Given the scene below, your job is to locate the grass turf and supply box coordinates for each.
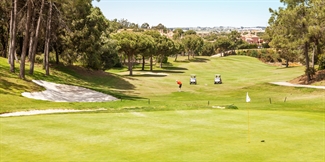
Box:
[0,55,324,161]
[1,110,324,161]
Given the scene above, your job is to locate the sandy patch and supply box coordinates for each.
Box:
[211,54,222,57]
[22,80,118,102]
[212,106,226,109]
[270,82,325,89]
[118,71,169,76]
[139,72,169,76]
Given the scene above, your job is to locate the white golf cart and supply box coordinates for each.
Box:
[214,74,222,84]
[190,74,197,85]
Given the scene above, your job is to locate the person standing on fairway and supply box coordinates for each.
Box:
[176,80,182,92]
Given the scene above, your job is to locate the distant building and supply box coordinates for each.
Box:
[241,31,264,45]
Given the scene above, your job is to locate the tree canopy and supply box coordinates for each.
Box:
[266,0,325,81]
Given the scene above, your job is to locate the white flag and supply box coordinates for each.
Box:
[246,92,251,102]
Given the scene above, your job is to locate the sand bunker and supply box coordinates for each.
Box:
[22,80,118,102]
[0,108,107,117]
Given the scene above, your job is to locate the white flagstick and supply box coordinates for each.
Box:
[246,92,251,143]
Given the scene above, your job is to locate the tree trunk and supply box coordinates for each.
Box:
[44,1,52,75]
[304,42,311,82]
[8,1,12,64]
[311,47,316,68]
[128,54,133,76]
[54,44,59,64]
[159,54,163,68]
[19,0,32,79]
[285,59,289,68]
[150,55,153,71]
[29,0,45,75]
[174,53,178,62]
[9,0,17,73]
[141,55,145,71]
[187,50,190,60]
[27,8,36,61]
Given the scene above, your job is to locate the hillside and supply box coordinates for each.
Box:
[1,56,324,113]
[290,69,325,86]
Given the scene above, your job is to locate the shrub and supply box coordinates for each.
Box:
[317,54,325,70]
[225,104,238,109]
[35,54,43,64]
[158,56,168,63]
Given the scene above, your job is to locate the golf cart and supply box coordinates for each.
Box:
[190,74,197,85]
[214,74,222,84]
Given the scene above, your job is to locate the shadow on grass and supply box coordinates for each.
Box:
[0,60,146,101]
[0,79,29,95]
[276,66,297,69]
[174,60,190,63]
[49,64,145,100]
[190,57,210,62]
[130,74,168,77]
[161,67,188,71]
[131,69,186,75]
[50,64,135,89]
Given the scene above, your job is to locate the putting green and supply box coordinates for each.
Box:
[1,109,323,161]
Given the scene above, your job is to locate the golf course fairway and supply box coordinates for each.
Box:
[0,55,324,161]
[0,110,324,161]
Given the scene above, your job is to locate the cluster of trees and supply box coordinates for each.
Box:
[1,0,120,79]
[265,0,325,81]
[1,0,269,78]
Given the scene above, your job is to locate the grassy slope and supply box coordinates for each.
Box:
[0,56,324,113]
[0,56,324,161]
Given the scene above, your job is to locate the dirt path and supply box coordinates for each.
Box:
[0,108,107,117]
[270,82,325,89]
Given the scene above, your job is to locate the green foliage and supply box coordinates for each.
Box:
[0,0,10,58]
[261,42,270,48]
[172,28,184,40]
[184,30,197,35]
[225,104,238,109]
[157,56,168,63]
[250,50,258,58]
[118,18,131,29]
[215,37,233,53]
[227,31,241,43]
[112,31,154,75]
[151,23,167,33]
[201,41,215,56]
[267,0,325,78]
[305,67,316,77]
[182,35,204,57]
[317,54,325,70]
[58,3,119,70]
[237,42,258,49]
[107,19,122,32]
[236,49,281,63]
[140,22,150,29]
[202,32,218,41]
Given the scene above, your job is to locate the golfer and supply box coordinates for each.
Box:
[176,80,182,91]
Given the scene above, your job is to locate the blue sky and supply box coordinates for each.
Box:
[92,0,284,28]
